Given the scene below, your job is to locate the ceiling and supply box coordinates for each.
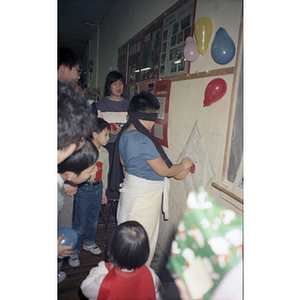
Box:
[58,0,115,56]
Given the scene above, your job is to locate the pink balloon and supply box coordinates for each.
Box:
[203,78,227,107]
[184,37,200,62]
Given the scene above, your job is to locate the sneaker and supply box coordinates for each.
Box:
[69,254,80,267]
[83,243,102,255]
[58,271,66,284]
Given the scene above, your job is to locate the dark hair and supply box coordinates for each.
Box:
[58,47,80,70]
[58,82,97,150]
[57,139,98,175]
[104,71,124,96]
[108,221,149,270]
[94,118,111,134]
[128,91,160,113]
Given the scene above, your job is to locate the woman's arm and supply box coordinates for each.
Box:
[146,156,193,177]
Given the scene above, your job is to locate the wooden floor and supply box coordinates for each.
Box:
[58,200,181,300]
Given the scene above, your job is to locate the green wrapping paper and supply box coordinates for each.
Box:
[167,187,243,300]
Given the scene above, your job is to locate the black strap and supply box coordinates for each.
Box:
[109,111,173,192]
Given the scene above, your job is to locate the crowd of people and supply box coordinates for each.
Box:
[57,45,243,300]
[57,46,192,298]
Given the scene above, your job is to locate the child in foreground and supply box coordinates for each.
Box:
[69,118,110,267]
[80,221,166,300]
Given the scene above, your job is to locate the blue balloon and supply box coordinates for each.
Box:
[211,27,236,64]
[58,227,78,250]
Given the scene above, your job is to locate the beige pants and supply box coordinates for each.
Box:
[131,188,163,265]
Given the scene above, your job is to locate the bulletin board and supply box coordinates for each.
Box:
[139,80,172,148]
[116,0,196,149]
[127,37,142,84]
[159,0,195,78]
[117,0,196,85]
[117,45,127,81]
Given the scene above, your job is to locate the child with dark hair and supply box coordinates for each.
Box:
[80,221,165,300]
[69,119,110,267]
[57,139,98,282]
[110,91,193,265]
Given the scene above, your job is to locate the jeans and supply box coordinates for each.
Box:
[72,181,103,254]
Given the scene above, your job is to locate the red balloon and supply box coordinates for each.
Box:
[190,163,195,174]
[203,78,227,107]
[109,123,117,131]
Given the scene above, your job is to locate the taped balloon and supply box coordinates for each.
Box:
[211,27,236,64]
[203,78,227,107]
[183,37,200,62]
[194,17,213,55]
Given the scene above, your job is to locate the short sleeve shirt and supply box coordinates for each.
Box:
[96,97,130,143]
[119,130,164,181]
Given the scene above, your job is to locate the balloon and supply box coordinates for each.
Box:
[194,17,213,55]
[109,123,117,131]
[58,227,78,250]
[211,27,236,64]
[183,37,200,62]
[174,163,195,180]
[190,163,195,174]
[203,78,227,107]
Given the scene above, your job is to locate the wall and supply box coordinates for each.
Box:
[84,0,243,255]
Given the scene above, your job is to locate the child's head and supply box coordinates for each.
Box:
[128,91,160,113]
[58,83,96,164]
[104,71,124,97]
[92,118,111,148]
[57,139,98,184]
[108,221,149,270]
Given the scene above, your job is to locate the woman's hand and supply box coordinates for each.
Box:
[110,124,121,135]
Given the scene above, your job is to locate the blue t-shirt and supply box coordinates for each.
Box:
[119,130,164,181]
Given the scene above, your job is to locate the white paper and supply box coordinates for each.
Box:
[177,124,214,194]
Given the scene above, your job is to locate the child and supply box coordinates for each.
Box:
[80,221,165,300]
[57,139,99,281]
[57,82,96,282]
[69,118,110,267]
[110,91,193,265]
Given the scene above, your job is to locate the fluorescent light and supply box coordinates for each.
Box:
[141,67,151,71]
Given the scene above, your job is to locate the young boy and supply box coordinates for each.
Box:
[69,118,110,267]
[110,91,193,265]
[57,139,99,281]
[80,221,165,300]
